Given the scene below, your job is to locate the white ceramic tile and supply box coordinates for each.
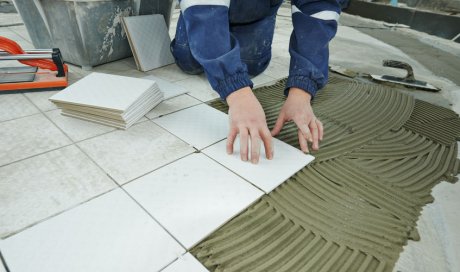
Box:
[0,94,40,122]
[125,153,263,249]
[143,75,188,99]
[78,121,194,184]
[49,72,158,112]
[153,104,229,150]
[0,114,71,166]
[271,55,291,66]
[122,15,175,71]
[161,253,209,272]
[203,138,315,193]
[23,90,59,111]
[146,94,201,119]
[45,110,116,142]
[0,261,5,272]
[0,189,185,272]
[148,64,192,82]
[263,61,290,80]
[175,76,219,102]
[0,145,116,238]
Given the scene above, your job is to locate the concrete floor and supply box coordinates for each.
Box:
[0,5,459,272]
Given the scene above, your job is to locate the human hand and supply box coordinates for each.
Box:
[271,87,323,153]
[226,87,273,164]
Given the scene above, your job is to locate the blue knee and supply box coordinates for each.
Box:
[170,39,204,75]
[243,52,272,77]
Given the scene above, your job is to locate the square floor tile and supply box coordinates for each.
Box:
[23,90,59,112]
[146,94,201,119]
[143,75,189,99]
[0,189,185,272]
[263,61,290,80]
[0,145,116,238]
[125,153,263,249]
[161,253,209,272]
[46,110,116,142]
[0,94,40,122]
[148,64,191,82]
[0,114,71,166]
[175,76,219,102]
[153,104,228,150]
[202,138,315,193]
[78,121,194,184]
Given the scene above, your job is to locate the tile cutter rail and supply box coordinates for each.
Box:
[0,36,68,93]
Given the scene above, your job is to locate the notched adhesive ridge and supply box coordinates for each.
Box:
[197,75,460,272]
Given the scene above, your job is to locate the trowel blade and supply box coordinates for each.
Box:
[371,75,440,92]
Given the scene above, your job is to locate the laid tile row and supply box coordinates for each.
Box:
[0,151,266,271]
[1,134,313,272]
[1,97,313,239]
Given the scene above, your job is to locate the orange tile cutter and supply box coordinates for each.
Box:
[0,36,68,93]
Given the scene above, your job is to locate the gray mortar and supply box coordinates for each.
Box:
[193,75,460,272]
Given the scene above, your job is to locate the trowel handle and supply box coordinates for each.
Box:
[383,60,415,81]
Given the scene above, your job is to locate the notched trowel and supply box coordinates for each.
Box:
[371,60,440,92]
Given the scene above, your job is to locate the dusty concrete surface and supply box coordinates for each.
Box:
[340,13,460,86]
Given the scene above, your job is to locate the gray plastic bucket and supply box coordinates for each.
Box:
[12,0,174,69]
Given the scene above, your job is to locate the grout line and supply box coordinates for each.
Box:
[120,150,196,187]
[0,250,10,272]
[0,186,120,240]
[0,110,42,124]
[158,257,180,272]
[145,95,203,120]
[0,142,74,168]
[8,26,32,43]
[199,142,268,194]
[119,186,188,250]
[71,141,121,188]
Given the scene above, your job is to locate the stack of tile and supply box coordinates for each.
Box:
[49,73,163,129]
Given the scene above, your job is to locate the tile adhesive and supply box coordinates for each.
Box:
[191,75,460,271]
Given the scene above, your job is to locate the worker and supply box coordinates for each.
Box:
[170,0,340,164]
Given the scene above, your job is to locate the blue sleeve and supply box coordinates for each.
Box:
[287,0,340,97]
[179,0,253,100]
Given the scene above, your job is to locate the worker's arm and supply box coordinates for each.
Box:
[179,0,273,163]
[272,0,340,152]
